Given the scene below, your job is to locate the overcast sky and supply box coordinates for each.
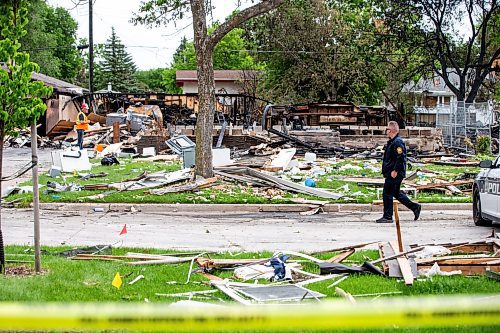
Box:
[46,0,250,70]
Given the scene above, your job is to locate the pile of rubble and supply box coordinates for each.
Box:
[2,139,480,204]
[69,238,500,305]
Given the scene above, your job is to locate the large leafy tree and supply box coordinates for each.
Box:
[163,28,261,93]
[20,0,82,83]
[0,0,52,273]
[379,0,499,103]
[135,68,167,92]
[244,0,386,104]
[133,0,285,178]
[96,27,139,92]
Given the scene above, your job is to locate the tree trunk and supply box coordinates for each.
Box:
[0,120,5,274]
[31,121,41,273]
[191,0,216,178]
[188,0,285,178]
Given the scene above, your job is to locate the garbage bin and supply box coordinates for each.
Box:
[182,147,196,169]
[130,113,150,132]
[165,135,196,169]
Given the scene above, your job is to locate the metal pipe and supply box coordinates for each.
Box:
[261,104,273,131]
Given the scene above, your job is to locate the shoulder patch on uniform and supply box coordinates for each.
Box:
[397,147,403,154]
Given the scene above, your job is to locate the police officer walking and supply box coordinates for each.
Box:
[76,103,89,150]
[377,121,422,223]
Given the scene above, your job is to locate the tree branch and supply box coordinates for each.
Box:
[132,0,190,27]
[209,0,284,48]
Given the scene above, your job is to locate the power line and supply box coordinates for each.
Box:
[225,49,414,57]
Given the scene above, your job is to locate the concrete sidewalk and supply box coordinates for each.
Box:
[38,202,471,213]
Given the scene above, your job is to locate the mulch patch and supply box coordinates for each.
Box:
[4,265,37,277]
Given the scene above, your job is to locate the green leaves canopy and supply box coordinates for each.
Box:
[20,0,82,84]
[244,0,387,104]
[0,0,52,135]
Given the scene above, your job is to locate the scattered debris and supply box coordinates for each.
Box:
[419,263,462,277]
[128,275,145,285]
[335,287,356,304]
[216,167,342,200]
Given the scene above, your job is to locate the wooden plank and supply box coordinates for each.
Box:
[196,258,267,269]
[310,241,378,255]
[427,160,478,167]
[197,271,223,281]
[447,243,493,254]
[127,256,195,266]
[371,246,425,265]
[418,264,500,276]
[149,177,218,195]
[380,242,401,278]
[393,202,404,252]
[87,112,106,125]
[433,259,500,265]
[113,122,120,143]
[378,242,390,275]
[326,249,355,263]
[74,254,166,261]
[71,257,120,261]
[415,180,473,190]
[416,255,497,265]
[493,240,500,253]
[389,241,414,285]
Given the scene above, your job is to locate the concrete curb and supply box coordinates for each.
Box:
[38,202,471,213]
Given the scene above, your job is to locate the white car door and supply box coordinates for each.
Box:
[491,156,500,218]
[482,155,500,218]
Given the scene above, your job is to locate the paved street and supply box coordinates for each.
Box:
[1,147,52,190]
[2,208,497,252]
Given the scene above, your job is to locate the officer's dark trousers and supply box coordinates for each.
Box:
[383,176,418,219]
[77,129,84,150]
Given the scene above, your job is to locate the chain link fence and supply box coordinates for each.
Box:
[435,101,496,154]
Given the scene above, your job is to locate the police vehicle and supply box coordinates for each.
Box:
[473,154,500,226]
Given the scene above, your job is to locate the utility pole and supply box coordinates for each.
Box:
[31,121,41,273]
[89,0,94,111]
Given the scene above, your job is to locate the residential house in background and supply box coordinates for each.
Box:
[175,70,260,95]
[404,71,494,127]
[403,70,497,152]
[404,72,459,127]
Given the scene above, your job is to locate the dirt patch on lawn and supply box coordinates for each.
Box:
[4,265,39,277]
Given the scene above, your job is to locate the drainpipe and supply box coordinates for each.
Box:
[261,104,273,131]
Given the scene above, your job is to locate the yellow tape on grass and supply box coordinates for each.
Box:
[0,296,499,331]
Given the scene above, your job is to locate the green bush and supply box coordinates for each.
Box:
[476,136,491,155]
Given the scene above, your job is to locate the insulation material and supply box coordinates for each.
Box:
[212,148,232,167]
[51,149,91,172]
[270,148,296,170]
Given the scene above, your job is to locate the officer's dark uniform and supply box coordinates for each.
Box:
[381,134,419,220]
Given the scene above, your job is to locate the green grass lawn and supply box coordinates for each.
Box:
[1,245,499,332]
[2,245,498,302]
[5,156,481,205]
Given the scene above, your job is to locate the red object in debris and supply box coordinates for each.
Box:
[119,224,127,235]
[81,102,88,110]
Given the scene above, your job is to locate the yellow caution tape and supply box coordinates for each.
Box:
[0,296,499,331]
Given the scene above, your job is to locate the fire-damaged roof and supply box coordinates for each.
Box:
[1,63,86,96]
[31,72,86,95]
